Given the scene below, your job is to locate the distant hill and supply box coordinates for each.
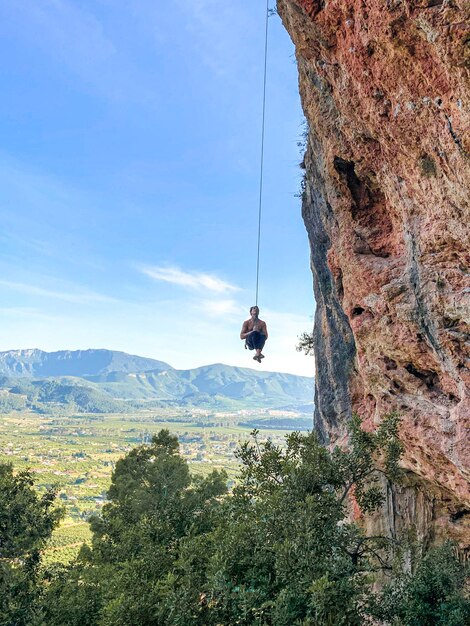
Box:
[90,363,314,409]
[0,351,314,414]
[0,349,172,378]
[0,377,129,414]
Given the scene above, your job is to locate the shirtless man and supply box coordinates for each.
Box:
[240,305,268,363]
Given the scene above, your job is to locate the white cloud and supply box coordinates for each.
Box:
[0,307,64,322]
[195,298,243,318]
[0,280,117,305]
[141,265,240,294]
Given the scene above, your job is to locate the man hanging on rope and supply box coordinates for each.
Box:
[240,306,268,363]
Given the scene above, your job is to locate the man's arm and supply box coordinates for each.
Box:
[240,321,251,340]
[263,322,268,339]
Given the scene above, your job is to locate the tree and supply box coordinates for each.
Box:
[40,430,227,626]
[369,542,470,625]
[40,422,469,626]
[134,415,402,625]
[0,463,62,626]
[296,331,314,356]
[165,415,403,625]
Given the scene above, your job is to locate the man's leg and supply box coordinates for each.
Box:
[252,332,266,361]
[245,334,255,351]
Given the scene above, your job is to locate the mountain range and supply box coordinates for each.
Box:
[0,349,314,414]
[0,349,170,378]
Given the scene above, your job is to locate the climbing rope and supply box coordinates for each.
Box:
[255,0,270,307]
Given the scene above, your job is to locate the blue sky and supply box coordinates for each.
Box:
[0,0,314,377]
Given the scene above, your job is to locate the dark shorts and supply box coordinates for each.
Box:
[246,331,266,351]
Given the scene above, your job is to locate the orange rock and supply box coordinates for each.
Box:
[279,0,470,551]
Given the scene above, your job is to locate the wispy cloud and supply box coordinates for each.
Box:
[0,232,53,257]
[195,298,242,317]
[141,265,240,294]
[0,307,65,322]
[0,280,117,305]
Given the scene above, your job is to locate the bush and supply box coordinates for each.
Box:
[369,542,470,625]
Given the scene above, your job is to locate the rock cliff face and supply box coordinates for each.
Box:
[278,0,469,549]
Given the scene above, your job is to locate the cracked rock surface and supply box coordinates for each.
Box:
[278,0,469,549]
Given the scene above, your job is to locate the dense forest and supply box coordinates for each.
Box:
[1,418,468,625]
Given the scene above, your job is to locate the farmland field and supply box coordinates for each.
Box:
[0,407,311,563]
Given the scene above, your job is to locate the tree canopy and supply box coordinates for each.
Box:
[0,463,62,626]
[1,421,467,626]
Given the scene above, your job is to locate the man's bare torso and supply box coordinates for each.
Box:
[240,318,268,338]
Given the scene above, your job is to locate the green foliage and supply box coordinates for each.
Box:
[37,562,103,626]
[40,431,227,626]
[35,380,128,413]
[0,392,26,412]
[37,420,468,626]
[369,542,470,625]
[337,412,402,513]
[296,331,314,355]
[0,463,62,626]
[179,417,402,625]
[0,408,294,529]
[4,377,129,414]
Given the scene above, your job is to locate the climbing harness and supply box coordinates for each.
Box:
[255,0,270,307]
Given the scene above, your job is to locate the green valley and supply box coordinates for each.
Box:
[0,350,314,564]
[0,407,309,564]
